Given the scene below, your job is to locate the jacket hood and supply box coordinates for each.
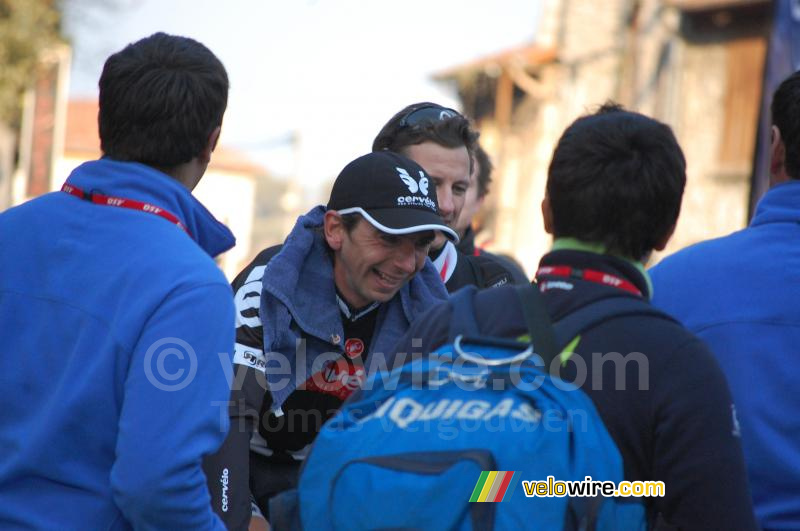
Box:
[65,158,235,257]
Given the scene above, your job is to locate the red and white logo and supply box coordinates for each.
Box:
[344,338,365,359]
[302,359,365,400]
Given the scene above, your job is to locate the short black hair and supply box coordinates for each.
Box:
[771,70,800,180]
[98,32,229,168]
[340,212,361,234]
[372,102,479,169]
[547,103,686,260]
[473,143,493,198]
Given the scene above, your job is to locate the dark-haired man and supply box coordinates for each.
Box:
[651,70,800,530]
[373,102,519,291]
[205,151,451,528]
[392,104,757,529]
[0,33,234,529]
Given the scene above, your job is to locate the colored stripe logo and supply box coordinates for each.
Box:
[469,471,517,502]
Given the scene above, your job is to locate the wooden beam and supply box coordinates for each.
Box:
[494,68,513,130]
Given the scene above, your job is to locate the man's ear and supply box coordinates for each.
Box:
[324,210,345,251]
[199,126,222,165]
[770,125,788,185]
[654,222,676,251]
[541,196,554,234]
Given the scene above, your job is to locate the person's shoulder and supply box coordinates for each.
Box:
[473,283,520,303]
[592,303,719,379]
[649,230,754,315]
[631,310,701,349]
[651,229,749,278]
[98,218,229,296]
[464,251,517,288]
[470,284,527,335]
[169,250,231,291]
[0,191,52,217]
[157,228,229,278]
[411,285,518,337]
[590,297,690,338]
[231,244,283,288]
[484,251,529,283]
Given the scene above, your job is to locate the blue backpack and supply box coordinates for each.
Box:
[272,285,670,530]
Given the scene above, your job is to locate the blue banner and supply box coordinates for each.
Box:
[750,0,800,216]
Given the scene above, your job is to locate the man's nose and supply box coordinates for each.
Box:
[437,186,454,218]
[392,239,418,275]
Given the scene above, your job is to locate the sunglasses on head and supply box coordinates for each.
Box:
[397,104,462,129]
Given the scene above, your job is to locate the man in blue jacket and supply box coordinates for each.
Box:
[204,151,453,529]
[651,71,800,530]
[0,33,235,530]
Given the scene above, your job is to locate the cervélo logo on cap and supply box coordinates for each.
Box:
[397,166,429,195]
[396,166,436,211]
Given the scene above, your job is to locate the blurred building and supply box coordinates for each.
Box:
[438,0,773,273]
[10,44,72,208]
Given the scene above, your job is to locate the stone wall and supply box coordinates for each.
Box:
[475,0,769,272]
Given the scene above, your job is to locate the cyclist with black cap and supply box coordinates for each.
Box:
[204,151,453,529]
[373,102,521,291]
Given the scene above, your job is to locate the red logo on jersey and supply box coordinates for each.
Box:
[302,359,365,400]
[344,338,365,359]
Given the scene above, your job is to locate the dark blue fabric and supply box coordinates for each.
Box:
[447,287,482,341]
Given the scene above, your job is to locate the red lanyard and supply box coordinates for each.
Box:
[536,265,642,297]
[62,183,191,238]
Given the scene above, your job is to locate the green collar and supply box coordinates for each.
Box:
[549,238,653,298]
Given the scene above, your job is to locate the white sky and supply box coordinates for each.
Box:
[63,0,540,193]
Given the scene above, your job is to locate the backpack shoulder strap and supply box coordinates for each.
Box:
[514,284,560,370]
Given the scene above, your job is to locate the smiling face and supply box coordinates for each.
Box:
[402,141,471,251]
[325,212,434,308]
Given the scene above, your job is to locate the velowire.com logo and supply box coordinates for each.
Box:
[469,471,518,503]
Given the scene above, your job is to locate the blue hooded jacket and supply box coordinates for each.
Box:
[651,180,800,530]
[0,159,236,530]
[260,206,449,409]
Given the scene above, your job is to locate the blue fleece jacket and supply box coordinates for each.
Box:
[0,159,236,530]
[260,206,449,409]
[651,180,800,530]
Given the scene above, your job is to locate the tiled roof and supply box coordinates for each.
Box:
[434,44,557,80]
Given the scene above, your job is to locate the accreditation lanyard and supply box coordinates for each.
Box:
[61,183,191,238]
[535,265,642,297]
